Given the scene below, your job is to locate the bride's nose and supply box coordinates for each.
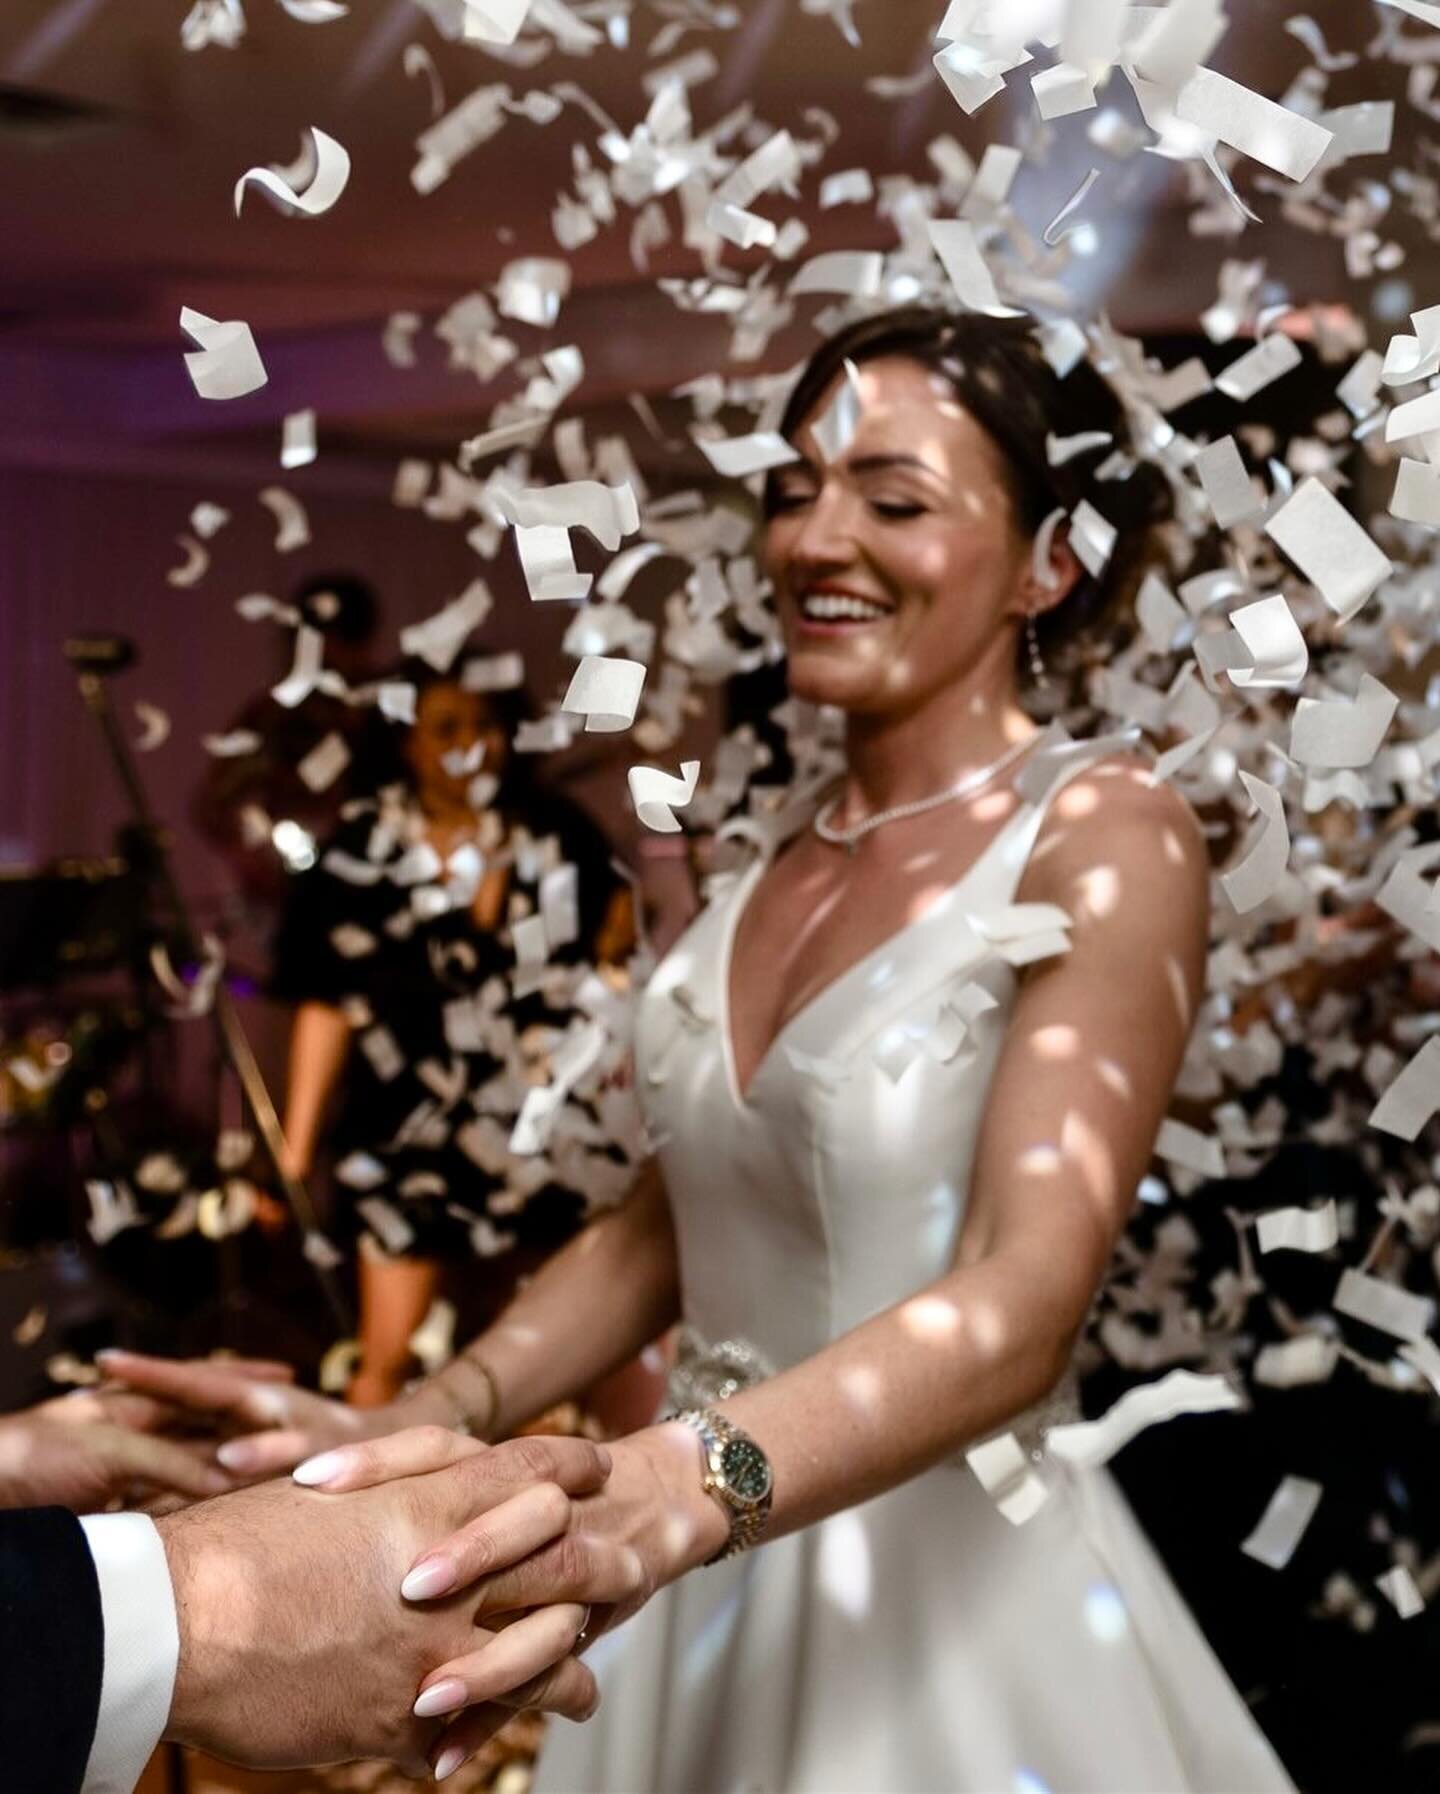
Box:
[784,481,863,575]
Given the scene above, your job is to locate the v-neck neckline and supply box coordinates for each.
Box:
[717,798,1035,1110]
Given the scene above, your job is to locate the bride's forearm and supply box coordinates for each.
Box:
[401,1161,680,1438]
[715,1246,1071,1543]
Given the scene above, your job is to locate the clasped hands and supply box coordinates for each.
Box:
[99,1351,728,1781]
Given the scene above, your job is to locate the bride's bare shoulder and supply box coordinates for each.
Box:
[1023,750,1210,932]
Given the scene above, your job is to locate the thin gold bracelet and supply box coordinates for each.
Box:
[444,1354,501,1439]
[429,1378,473,1437]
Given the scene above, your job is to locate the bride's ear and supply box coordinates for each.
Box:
[1015,506,1083,618]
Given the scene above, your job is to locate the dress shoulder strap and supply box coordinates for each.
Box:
[977,726,1145,907]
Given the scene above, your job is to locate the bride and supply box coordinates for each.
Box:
[108,306,1294,1792]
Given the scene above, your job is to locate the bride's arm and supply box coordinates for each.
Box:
[100,1160,680,1474]
[399,1159,681,1438]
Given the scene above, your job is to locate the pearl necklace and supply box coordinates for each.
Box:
[812,734,1037,855]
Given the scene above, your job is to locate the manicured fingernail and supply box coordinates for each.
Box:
[291,1450,346,1486]
[434,1747,468,1783]
[413,1678,467,1719]
[217,1441,258,1474]
[203,1469,233,1495]
[95,1348,122,1363]
[401,1556,456,1601]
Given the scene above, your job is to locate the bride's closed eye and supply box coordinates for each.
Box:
[768,485,817,513]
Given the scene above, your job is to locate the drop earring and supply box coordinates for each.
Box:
[1025,611,1050,691]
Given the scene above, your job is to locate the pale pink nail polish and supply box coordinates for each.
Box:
[217,1442,256,1474]
[292,1450,346,1486]
[413,1678,467,1719]
[434,1746,468,1782]
[401,1556,456,1601]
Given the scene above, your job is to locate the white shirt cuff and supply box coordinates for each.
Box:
[78,1513,179,1794]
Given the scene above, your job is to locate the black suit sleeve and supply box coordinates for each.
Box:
[0,1507,104,1794]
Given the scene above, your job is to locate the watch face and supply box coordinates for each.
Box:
[719,1436,772,1504]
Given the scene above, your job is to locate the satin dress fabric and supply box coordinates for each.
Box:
[536,737,1294,1794]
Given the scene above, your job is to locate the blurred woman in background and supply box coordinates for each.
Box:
[271,659,634,1406]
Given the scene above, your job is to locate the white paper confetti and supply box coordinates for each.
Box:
[166,536,209,588]
[1195,435,1262,528]
[965,1432,1050,1526]
[1376,1565,1425,1620]
[1256,1201,1338,1255]
[927,219,1023,317]
[1068,499,1117,578]
[694,432,800,478]
[1215,333,1302,402]
[1219,773,1290,913]
[180,306,267,400]
[258,486,311,552]
[1155,1116,1226,1179]
[1290,675,1398,771]
[1265,478,1392,622]
[134,702,171,753]
[1391,458,1440,527]
[812,359,863,464]
[399,579,493,671]
[562,656,646,733]
[1241,1476,1322,1570]
[1042,168,1102,247]
[1226,595,1308,690]
[629,759,700,832]
[1368,1038,1440,1144]
[234,126,351,218]
[281,408,316,469]
[297,731,350,793]
[1171,68,1333,184]
[1334,1266,1435,1342]
[463,0,533,44]
[1047,1370,1242,1470]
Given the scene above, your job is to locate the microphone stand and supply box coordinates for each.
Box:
[68,651,352,1335]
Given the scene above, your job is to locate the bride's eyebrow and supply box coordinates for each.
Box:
[848,452,947,486]
[848,453,932,472]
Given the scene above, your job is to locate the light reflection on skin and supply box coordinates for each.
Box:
[1059,1110,1118,1208]
[900,1294,963,1342]
[838,1363,885,1412]
[1095,1058,1133,1099]
[1076,865,1120,919]
[1164,954,1192,1027]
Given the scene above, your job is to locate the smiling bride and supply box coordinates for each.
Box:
[110,307,1294,1792]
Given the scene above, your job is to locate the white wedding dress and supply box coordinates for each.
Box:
[536,735,1294,1794]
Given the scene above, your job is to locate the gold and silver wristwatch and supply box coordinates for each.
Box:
[672,1408,774,1563]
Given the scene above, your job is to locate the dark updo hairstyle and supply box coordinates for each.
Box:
[763,306,1174,680]
[292,570,380,644]
[363,655,535,811]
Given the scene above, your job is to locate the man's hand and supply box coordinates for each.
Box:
[157,1430,616,1777]
[281,1425,702,1780]
[96,1348,383,1478]
[0,1404,233,1513]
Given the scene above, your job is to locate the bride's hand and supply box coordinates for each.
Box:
[290,1421,727,1777]
[96,1348,388,1478]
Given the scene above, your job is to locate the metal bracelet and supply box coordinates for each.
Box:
[445,1353,501,1439]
